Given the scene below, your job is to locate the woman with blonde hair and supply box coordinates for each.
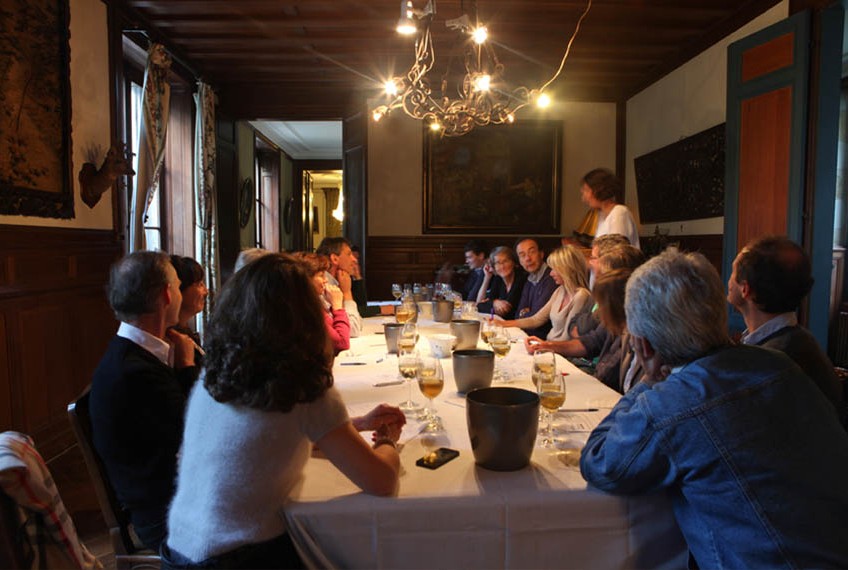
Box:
[500,245,592,340]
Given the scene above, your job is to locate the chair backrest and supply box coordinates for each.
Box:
[67,387,159,569]
[0,490,27,569]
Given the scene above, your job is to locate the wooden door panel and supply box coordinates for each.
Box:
[738,87,792,249]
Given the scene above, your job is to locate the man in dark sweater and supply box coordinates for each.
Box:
[514,237,557,338]
[728,235,845,424]
[90,251,198,550]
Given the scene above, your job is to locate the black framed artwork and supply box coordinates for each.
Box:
[423,121,562,234]
[0,0,74,218]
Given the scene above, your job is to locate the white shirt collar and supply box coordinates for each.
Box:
[527,262,549,284]
[741,312,798,346]
[117,322,171,366]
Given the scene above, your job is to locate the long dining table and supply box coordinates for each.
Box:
[284,315,687,569]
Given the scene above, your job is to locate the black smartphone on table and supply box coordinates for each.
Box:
[416,447,460,469]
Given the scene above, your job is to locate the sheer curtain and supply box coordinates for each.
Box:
[129,43,171,252]
[193,81,219,337]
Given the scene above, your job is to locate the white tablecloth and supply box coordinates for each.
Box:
[285,317,687,569]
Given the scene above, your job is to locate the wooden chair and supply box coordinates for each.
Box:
[68,388,160,570]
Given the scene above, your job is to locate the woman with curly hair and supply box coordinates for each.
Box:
[293,251,350,355]
[162,253,405,569]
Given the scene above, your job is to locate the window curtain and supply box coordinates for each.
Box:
[129,43,171,252]
[193,81,218,338]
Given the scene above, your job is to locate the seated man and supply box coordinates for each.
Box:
[316,237,363,337]
[463,239,489,302]
[514,237,557,338]
[580,250,848,569]
[89,251,198,550]
[728,235,844,423]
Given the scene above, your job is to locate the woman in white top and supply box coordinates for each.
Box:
[500,245,592,341]
[163,253,405,569]
[580,168,640,250]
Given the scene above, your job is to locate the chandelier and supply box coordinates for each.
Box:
[371,0,592,137]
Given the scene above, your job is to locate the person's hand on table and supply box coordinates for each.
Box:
[352,403,406,440]
[492,299,512,317]
[524,335,547,354]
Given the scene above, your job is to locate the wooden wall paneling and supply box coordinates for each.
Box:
[0,314,10,429]
[741,32,794,82]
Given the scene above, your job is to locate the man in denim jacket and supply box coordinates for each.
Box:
[580,250,848,569]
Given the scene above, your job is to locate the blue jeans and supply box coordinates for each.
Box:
[160,533,303,570]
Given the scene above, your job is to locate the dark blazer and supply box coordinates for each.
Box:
[89,336,197,548]
[758,325,845,425]
[463,268,485,301]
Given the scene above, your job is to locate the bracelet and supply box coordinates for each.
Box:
[373,437,396,450]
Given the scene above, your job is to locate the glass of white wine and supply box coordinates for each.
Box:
[396,299,415,324]
[391,283,402,301]
[397,349,423,414]
[397,322,418,352]
[537,371,566,448]
[417,356,444,431]
[489,326,511,383]
[480,319,496,346]
[532,350,556,389]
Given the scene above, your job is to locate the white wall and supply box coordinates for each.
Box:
[367,102,617,237]
[625,1,789,236]
[0,0,113,229]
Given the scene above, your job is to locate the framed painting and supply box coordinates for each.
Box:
[0,0,74,218]
[423,120,562,234]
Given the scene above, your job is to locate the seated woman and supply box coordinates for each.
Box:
[526,268,634,393]
[499,245,592,341]
[169,255,208,364]
[295,252,351,354]
[476,246,527,319]
[162,253,405,569]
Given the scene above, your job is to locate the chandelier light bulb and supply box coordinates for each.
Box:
[507,113,515,123]
[473,74,491,92]
[472,26,488,44]
[429,122,442,132]
[397,0,417,34]
[372,109,384,122]
[536,93,551,108]
[384,80,399,96]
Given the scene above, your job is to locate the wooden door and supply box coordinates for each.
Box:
[724,7,842,345]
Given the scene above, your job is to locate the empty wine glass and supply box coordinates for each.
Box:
[489,326,511,383]
[417,356,444,431]
[397,348,423,414]
[537,371,566,448]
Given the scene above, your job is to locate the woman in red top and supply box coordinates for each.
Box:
[295,252,351,354]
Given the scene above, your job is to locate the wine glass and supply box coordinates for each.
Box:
[397,322,418,352]
[531,350,556,389]
[417,356,444,431]
[391,283,402,301]
[537,371,566,448]
[480,319,496,346]
[396,299,415,324]
[489,326,511,383]
[397,348,423,414]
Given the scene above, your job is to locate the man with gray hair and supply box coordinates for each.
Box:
[89,251,198,550]
[580,249,848,568]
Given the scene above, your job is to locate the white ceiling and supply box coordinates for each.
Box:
[251,120,342,160]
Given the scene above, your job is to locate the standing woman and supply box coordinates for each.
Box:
[499,245,592,340]
[476,246,527,319]
[580,168,640,250]
[170,255,208,361]
[294,251,351,354]
[162,253,404,569]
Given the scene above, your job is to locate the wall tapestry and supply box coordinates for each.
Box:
[0,0,74,218]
